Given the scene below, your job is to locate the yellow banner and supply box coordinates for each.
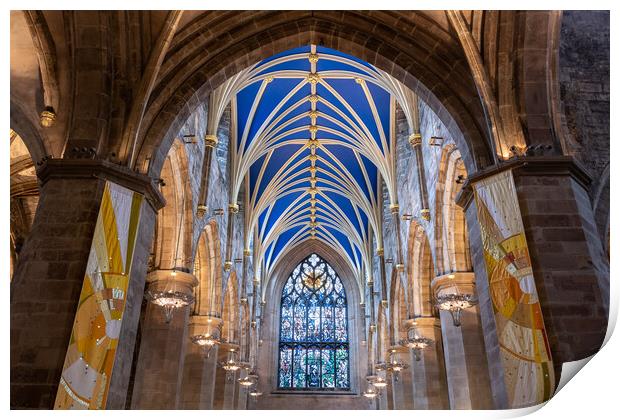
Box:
[473,170,554,408]
[54,182,143,409]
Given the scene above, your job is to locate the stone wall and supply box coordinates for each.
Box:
[559,11,610,247]
[559,11,610,184]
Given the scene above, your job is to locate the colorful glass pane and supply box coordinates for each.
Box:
[278,254,350,390]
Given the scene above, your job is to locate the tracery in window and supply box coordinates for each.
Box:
[278,254,350,390]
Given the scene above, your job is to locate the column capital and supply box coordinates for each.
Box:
[188,315,222,337]
[196,204,208,218]
[389,204,400,213]
[431,272,475,298]
[405,316,441,331]
[36,158,166,211]
[455,155,592,210]
[408,133,422,147]
[228,203,239,213]
[147,269,198,290]
[204,134,218,148]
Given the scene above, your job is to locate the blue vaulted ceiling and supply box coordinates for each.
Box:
[234,45,394,276]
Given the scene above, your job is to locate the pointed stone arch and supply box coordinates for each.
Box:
[193,220,224,317]
[434,144,471,276]
[152,139,194,271]
[221,271,240,345]
[407,222,434,317]
[388,269,408,345]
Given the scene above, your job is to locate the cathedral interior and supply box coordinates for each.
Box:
[9,10,610,410]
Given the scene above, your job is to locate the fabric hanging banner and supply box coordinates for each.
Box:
[472,170,555,408]
[54,182,143,409]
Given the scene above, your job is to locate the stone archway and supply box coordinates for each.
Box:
[434,144,471,276]
[255,240,366,409]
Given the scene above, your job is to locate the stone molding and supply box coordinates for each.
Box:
[456,156,592,209]
[431,272,476,298]
[405,316,441,332]
[188,315,223,337]
[37,158,166,211]
[146,269,198,292]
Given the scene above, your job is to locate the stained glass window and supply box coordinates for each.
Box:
[278,254,350,390]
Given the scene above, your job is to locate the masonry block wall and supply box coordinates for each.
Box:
[559,11,610,248]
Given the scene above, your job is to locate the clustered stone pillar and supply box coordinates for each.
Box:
[408,134,431,221]
[406,317,449,409]
[224,203,239,271]
[388,348,410,409]
[458,158,609,407]
[179,315,222,409]
[196,134,218,218]
[377,249,388,305]
[131,270,197,409]
[432,272,493,409]
[10,160,162,409]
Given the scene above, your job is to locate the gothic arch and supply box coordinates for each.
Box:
[407,222,434,317]
[221,271,240,345]
[135,11,497,180]
[152,139,194,271]
[434,144,472,276]
[257,243,363,400]
[10,129,39,279]
[193,220,224,316]
[388,269,408,344]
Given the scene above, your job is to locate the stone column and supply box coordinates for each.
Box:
[10,159,162,409]
[408,133,431,221]
[223,203,239,271]
[130,270,197,409]
[432,273,493,409]
[213,343,240,409]
[196,134,218,218]
[389,348,411,409]
[457,157,609,407]
[179,315,222,409]
[407,317,449,409]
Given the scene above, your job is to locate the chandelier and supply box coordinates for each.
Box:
[190,330,220,358]
[368,375,388,389]
[238,370,259,388]
[249,388,263,402]
[362,383,378,399]
[220,348,245,382]
[435,292,478,326]
[399,322,433,361]
[376,350,408,381]
[220,349,243,371]
[145,272,195,323]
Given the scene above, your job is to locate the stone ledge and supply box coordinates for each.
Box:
[455,156,592,209]
[37,158,166,211]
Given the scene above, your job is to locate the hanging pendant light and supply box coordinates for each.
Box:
[377,349,408,381]
[145,270,195,323]
[190,329,220,358]
[238,369,259,387]
[435,293,477,327]
[362,382,378,399]
[367,375,388,389]
[399,320,433,361]
[249,388,263,402]
[220,348,244,382]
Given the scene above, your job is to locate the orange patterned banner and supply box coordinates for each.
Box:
[473,170,554,408]
[54,182,143,409]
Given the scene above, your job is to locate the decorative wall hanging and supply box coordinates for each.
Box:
[473,170,555,408]
[54,182,143,409]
